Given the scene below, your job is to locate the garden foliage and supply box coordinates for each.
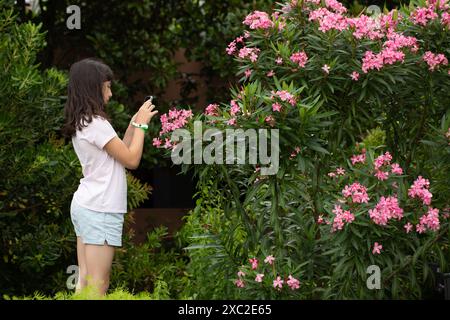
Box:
[0,4,154,297]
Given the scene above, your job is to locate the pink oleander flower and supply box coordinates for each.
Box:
[264,255,275,265]
[342,182,370,203]
[317,215,325,224]
[249,258,259,270]
[230,100,240,115]
[152,137,162,147]
[238,47,261,62]
[255,274,264,282]
[374,151,393,169]
[325,0,347,14]
[351,149,366,165]
[159,108,193,136]
[408,176,432,205]
[267,70,275,77]
[374,170,389,181]
[243,11,274,30]
[410,5,438,26]
[235,36,244,44]
[336,167,345,175]
[274,90,297,105]
[265,115,275,127]
[442,12,450,27]
[331,204,355,232]
[404,222,413,233]
[379,11,402,32]
[226,35,246,55]
[427,0,450,10]
[350,71,360,81]
[235,279,245,288]
[308,8,349,33]
[164,138,173,149]
[273,276,283,290]
[348,15,384,40]
[290,51,309,68]
[322,64,331,74]
[237,270,246,277]
[226,40,236,55]
[418,207,440,232]
[227,118,237,126]
[272,102,282,112]
[391,163,403,175]
[204,103,219,116]
[289,146,301,160]
[362,50,383,73]
[244,69,252,78]
[369,196,404,226]
[372,242,383,255]
[328,172,337,178]
[416,223,426,234]
[383,33,419,53]
[380,47,405,66]
[373,152,394,180]
[287,275,300,290]
[422,51,448,71]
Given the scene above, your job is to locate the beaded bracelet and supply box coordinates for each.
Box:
[131,121,148,132]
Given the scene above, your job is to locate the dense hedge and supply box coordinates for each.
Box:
[0,4,152,297]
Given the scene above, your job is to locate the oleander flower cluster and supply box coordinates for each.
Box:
[152,108,193,149]
[234,255,301,294]
[224,0,450,83]
[322,148,447,256]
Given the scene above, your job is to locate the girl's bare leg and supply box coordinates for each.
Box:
[75,236,88,293]
[84,241,115,296]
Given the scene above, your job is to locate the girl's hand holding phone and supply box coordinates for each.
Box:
[134,99,158,125]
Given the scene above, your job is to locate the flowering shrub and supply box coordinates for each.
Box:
[164,0,450,299]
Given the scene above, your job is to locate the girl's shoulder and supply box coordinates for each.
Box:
[92,114,108,122]
[90,115,113,128]
[76,115,111,135]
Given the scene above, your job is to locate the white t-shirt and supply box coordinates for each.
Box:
[72,115,127,213]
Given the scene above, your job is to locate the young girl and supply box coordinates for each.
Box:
[62,58,158,296]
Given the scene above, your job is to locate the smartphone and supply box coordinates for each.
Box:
[144,95,154,103]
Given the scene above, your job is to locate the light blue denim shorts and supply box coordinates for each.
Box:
[70,197,125,247]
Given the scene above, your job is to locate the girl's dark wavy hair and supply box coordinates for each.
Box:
[62,58,114,137]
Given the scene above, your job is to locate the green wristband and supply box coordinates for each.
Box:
[131,121,148,133]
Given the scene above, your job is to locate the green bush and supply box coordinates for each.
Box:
[0,3,155,297]
[0,5,78,295]
[110,226,190,299]
[177,177,247,299]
